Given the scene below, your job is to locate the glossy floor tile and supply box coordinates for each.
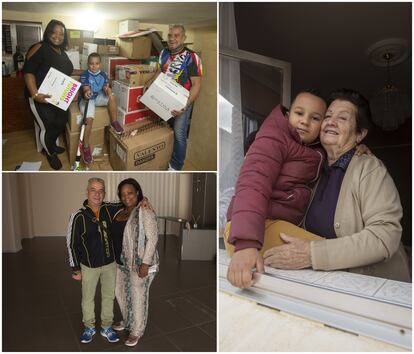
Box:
[3,237,216,352]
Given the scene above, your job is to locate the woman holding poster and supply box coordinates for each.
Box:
[23,19,77,170]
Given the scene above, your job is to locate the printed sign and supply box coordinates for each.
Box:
[70,31,81,39]
[38,67,81,111]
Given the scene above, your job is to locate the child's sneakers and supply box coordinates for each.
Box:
[83,146,92,164]
[111,121,124,135]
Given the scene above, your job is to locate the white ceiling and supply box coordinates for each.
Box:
[2,2,217,27]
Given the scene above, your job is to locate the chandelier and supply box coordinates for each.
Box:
[367,39,410,131]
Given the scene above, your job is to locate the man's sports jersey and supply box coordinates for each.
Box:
[159,47,202,90]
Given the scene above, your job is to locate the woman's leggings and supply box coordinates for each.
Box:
[223,219,323,257]
[28,97,68,155]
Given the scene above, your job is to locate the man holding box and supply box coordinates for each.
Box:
[145,24,202,171]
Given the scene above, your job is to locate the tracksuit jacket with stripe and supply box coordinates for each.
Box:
[67,200,122,271]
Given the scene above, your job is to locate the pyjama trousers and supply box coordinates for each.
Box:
[115,264,156,337]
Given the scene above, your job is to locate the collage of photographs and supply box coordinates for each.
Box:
[1,1,412,352]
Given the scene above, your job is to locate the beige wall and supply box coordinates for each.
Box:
[3,10,195,41]
[3,173,194,251]
[3,175,23,252]
[186,26,217,170]
[3,10,118,38]
[140,22,195,43]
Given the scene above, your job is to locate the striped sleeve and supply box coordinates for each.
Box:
[66,211,84,271]
[188,52,203,77]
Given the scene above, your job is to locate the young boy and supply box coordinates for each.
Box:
[79,53,124,164]
[225,90,327,287]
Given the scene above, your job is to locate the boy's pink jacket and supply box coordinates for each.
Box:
[227,105,324,251]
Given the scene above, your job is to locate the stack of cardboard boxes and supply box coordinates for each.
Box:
[65,102,111,165]
[109,21,174,170]
[65,21,175,170]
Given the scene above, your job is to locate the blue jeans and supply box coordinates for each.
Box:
[170,105,193,170]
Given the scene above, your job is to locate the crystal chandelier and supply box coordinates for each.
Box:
[367,39,410,131]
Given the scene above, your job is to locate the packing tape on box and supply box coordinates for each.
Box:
[120,120,167,141]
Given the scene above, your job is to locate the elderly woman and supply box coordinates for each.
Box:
[263,89,410,282]
[111,178,159,347]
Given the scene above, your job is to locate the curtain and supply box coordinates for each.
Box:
[219,3,244,232]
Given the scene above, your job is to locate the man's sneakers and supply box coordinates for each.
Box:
[80,326,119,344]
[83,146,92,164]
[168,163,178,171]
[80,327,96,344]
[111,120,124,135]
[101,327,120,343]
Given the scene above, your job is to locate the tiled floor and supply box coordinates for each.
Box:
[3,237,216,352]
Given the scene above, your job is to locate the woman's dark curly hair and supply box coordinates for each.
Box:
[43,19,69,50]
[117,178,144,206]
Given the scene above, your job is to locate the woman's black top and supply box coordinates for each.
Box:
[23,42,73,97]
[111,218,127,265]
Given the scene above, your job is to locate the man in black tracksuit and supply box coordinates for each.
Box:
[67,177,122,344]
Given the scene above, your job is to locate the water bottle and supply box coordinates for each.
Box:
[2,61,9,77]
[13,45,24,72]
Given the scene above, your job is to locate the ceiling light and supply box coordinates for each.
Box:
[367,38,410,131]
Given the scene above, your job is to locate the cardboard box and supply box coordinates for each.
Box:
[68,29,94,53]
[117,36,152,59]
[93,38,116,46]
[80,54,88,70]
[68,103,111,133]
[65,123,107,164]
[115,64,156,87]
[119,20,140,35]
[109,117,173,170]
[139,72,189,120]
[100,56,141,80]
[83,42,98,56]
[112,80,146,112]
[38,68,81,111]
[97,45,119,55]
[66,50,80,70]
[117,107,154,126]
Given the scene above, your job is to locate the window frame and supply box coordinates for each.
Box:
[219,249,412,350]
[3,20,43,54]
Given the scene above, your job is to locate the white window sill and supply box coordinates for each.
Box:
[219,249,412,350]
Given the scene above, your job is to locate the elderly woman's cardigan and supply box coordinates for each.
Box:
[309,154,410,282]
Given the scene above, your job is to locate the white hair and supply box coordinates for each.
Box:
[87,177,105,191]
